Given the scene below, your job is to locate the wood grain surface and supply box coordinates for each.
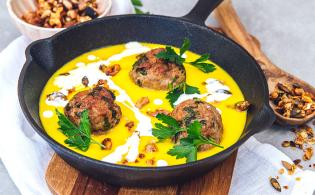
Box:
[214,0,315,125]
[46,151,237,195]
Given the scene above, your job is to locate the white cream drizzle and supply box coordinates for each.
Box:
[102,132,140,163]
[173,78,232,106]
[47,42,152,163]
[76,62,85,67]
[87,55,97,61]
[153,99,163,105]
[43,110,54,118]
[156,160,168,167]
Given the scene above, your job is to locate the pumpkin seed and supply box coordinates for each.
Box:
[270,178,281,192]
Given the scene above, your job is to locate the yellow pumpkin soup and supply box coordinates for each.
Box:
[39,42,247,167]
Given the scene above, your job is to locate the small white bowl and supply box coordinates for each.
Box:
[7,0,112,41]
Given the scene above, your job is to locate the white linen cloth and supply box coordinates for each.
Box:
[0,1,315,195]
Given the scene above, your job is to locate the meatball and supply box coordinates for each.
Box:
[64,86,122,133]
[170,99,223,151]
[129,48,186,90]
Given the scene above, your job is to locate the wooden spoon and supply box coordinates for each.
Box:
[213,0,315,125]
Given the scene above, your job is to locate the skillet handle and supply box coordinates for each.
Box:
[182,0,224,25]
[249,104,276,135]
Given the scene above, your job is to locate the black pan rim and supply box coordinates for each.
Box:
[18,14,271,172]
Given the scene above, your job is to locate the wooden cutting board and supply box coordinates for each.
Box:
[46,151,237,195]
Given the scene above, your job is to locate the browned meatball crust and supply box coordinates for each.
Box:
[129,48,186,90]
[64,86,122,133]
[170,99,223,151]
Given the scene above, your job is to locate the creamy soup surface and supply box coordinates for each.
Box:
[39,42,246,167]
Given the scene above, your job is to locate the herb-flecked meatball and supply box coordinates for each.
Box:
[170,99,223,151]
[129,48,186,90]
[64,86,122,133]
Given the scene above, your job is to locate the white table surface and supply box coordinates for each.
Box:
[0,0,314,194]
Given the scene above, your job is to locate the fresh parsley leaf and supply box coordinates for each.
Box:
[167,144,197,162]
[56,109,104,151]
[188,54,216,73]
[152,125,176,141]
[152,114,183,141]
[134,7,149,14]
[166,83,200,107]
[184,83,200,94]
[131,0,149,14]
[155,38,216,73]
[186,120,202,138]
[56,109,78,137]
[155,46,185,65]
[156,113,180,128]
[152,114,223,162]
[131,0,143,6]
[180,38,191,56]
[166,85,183,107]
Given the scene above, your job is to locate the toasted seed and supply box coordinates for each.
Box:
[303,147,313,161]
[145,143,158,153]
[302,94,313,103]
[278,168,284,175]
[138,153,145,159]
[270,178,281,192]
[282,160,293,171]
[293,159,301,165]
[102,138,112,150]
[101,64,121,76]
[135,97,150,109]
[146,109,170,117]
[289,141,296,147]
[293,88,304,96]
[216,89,232,94]
[281,141,290,147]
[82,76,89,87]
[269,91,279,100]
[59,72,70,76]
[146,159,155,166]
[125,121,135,131]
[283,186,289,190]
[83,7,98,19]
[234,101,251,112]
[277,83,291,93]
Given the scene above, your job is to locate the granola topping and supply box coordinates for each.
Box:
[269,82,315,118]
[22,0,99,28]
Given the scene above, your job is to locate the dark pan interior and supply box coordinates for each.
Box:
[20,15,273,186]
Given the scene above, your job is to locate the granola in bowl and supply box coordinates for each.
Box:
[22,0,100,28]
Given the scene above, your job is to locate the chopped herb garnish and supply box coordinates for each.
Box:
[166,82,200,107]
[155,38,216,73]
[56,109,104,151]
[152,114,223,162]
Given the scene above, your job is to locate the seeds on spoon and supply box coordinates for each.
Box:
[269,82,315,119]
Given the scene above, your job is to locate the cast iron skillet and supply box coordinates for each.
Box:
[18,0,276,186]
